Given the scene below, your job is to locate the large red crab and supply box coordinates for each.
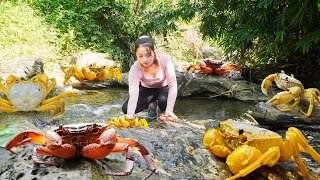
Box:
[185,59,242,78]
[5,123,156,179]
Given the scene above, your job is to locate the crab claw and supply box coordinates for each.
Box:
[261,74,277,95]
[5,131,45,154]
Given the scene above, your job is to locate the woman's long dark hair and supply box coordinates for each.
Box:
[135,36,158,64]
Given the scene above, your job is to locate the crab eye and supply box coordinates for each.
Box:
[59,124,63,130]
[239,129,244,135]
[92,123,97,128]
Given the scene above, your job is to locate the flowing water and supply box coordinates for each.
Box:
[0,87,254,125]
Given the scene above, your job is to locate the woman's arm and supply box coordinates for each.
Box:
[163,55,178,113]
[127,64,141,115]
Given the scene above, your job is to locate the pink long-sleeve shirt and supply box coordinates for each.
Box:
[127,54,177,115]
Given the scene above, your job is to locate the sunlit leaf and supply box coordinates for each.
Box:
[0,122,40,148]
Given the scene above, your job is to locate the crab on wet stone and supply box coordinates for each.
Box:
[5,122,156,179]
[203,120,320,180]
[63,64,123,85]
[0,74,77,117]
[261,70,320,117]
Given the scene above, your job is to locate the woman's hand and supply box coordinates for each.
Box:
[124,114,134,119]
[159,111,178,122]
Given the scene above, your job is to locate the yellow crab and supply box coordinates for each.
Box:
[108,116,148,128]
[203,120,320,180]
[261,71,320,116]
[0,74,77,117]
[63,64,123,85]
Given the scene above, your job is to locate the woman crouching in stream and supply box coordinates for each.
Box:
[122,36,178,122]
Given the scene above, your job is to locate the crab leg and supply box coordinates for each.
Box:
[64,66,85,85]
[114,68,123,83]
[5,131,45,153]
[280,127,320,177]
[289,127,320,163]
[0,106,17,112]
[300,88,320,117]
[0,98,13,106]
[0,84,9,96]
[32,146,57,166]
[46,78,56,95]
[36,99,64,117]
[276,97,300,111]
[97,143,134,176]
[117,138,156,179]
[0,98,16,112]
[41,92,77,105]
[267,86,301,111]
[300,94,314,117]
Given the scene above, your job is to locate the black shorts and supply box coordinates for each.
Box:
[122,85,168,114]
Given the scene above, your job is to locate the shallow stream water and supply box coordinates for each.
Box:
[0,88,255,124]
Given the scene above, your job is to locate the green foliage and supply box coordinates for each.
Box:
[30,0,113,52]
[21,0,182,70]
[0,0,211,72]
[0,123,25,147]
[177,0,320,66]
[0,1,61,62]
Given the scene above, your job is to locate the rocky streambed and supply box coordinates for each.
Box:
[0,87,319,180]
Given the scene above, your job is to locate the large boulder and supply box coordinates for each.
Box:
[71,51,117,67]
[0,57,44,80]
[72,71,272,102]
[176,72,271,101]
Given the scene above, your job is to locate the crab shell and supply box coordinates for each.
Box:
[219,120,282,153]
[53,123,105,133]
[7,81,47,111]
[273,73,304,91]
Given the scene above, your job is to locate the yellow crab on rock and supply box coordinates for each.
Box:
[0,74,77,117]
[261,70,320,116]
[63,64,123,85]
[203,120,320,180]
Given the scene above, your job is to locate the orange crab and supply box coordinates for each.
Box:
[63,64,123,85]
[5,123,156,179]
[185,59,242,78]
[203,120,320,180]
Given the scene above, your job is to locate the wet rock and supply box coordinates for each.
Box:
[176,72,270,102]
[0,100,319,180]
[1,118,319,180]
[72,72,270,102]
[251,101,320,127]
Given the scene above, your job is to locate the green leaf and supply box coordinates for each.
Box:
[0,122,40,147]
